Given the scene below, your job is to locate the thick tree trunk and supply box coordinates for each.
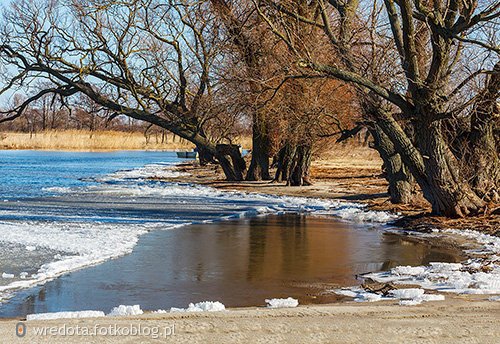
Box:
[196,143,216,166]
[215,144,246,181]
[274,142,312,186]
[465,62,500,201]
[376,111,484,217]
[288,144,313,186]
[370,126,415,204]
[414,121,484,216]
[246,112,271,181]
[274,142,295,182]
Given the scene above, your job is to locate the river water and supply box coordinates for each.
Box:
[0,150,462,316]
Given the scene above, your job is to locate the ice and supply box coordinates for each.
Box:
[392,266,426,276]
[0,220,166,301]
[420,294,445,302]
[2,273,14,279]
[170,301,226,312]
[27,310,105,321]
[354,292,382,302]
[92,163,189,183]
[265,297,299,308]
[488,295,500,301]
[334,289,360,298]
[42,187,73,194]
[153,309,168,313]
[333,287,444,306]
[108,305,144,316]
[389,288,425,299]
[429,262,462,272]
[366,263,500,295]
[358,229,500,296]
[443,229,500,255]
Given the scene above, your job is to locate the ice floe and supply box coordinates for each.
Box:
[265,297,299,308]
[334,287,445,306]
[361,228,500,295]
[333,229,500,302]
[170,301,226,312]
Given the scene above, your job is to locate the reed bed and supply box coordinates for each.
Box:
[0,130,195,151]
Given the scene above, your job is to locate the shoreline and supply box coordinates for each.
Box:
[0,296,498,343]
[167,160,500,236]
[0,152,498,342]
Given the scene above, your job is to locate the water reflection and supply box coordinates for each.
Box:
[0,214,463,317]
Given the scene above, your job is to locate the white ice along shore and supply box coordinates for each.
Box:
[26,301,227,320]
[169,301,226,313]
[334,287,445,306]
[265,297,299,308]
[0,163,397,303]
[27,310,106,321]
[333,228,500,303]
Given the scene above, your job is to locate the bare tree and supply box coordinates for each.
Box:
[211,0,273,180]
[0,0,246,180]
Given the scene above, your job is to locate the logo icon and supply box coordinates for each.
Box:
[16,322,26,337]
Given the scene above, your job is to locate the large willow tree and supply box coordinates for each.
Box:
[256,0,499,217]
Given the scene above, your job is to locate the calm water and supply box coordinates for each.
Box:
[0,150,181,200]
[0,150,462,317]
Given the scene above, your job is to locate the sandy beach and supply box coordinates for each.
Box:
[0,296,498,343]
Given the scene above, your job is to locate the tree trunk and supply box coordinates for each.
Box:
[465,62,500,201]
[288,144,313,186]
[274,142,295,182]
[370,126,415,204]
[376,111,484,217]
[246,112,271,181]
[196,144,216,166]
[215,144,246,181]
[274,142,312,186]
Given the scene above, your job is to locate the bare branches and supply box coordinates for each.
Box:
[0,86,78,124]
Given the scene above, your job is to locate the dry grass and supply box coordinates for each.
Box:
[0,130,254,151]
[313,141,383,169]
[0,130,196,151]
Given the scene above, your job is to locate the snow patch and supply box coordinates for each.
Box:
[265,297,299,308]
[2,273,14,279]
[27,310,105,321]
[108,305,143,316]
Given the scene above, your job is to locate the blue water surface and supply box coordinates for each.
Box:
[0,150,180,200]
